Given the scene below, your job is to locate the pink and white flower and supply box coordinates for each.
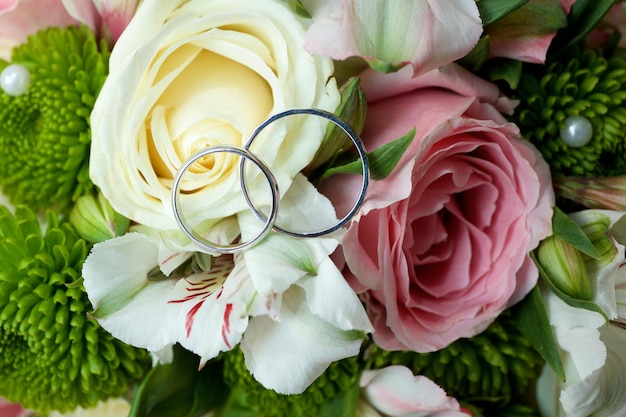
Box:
[357,366,470,417]
[303,0,482,75]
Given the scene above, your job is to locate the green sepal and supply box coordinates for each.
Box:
[532,251,609,322]
[486,58,523,90]
[485,0,567,40]
[319,127,415,182]
[510,284,565,381]
[458,35,492,73]
[548,0,617,58]
[476,0,529,26]
[367,59,408,74]
[552,207,600,259]
[129,345,228,417]
[281,0,311,18]
[306,78,367,173]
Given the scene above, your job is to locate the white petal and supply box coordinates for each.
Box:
[240,286,366,394]
[239,173,341,295]
[560,324,626,417]
[297,248,372,332]
[83,233,251,361]
[545,290,606,381]
[82,233,186,351]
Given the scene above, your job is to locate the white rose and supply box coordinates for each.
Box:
[90,0,340,232]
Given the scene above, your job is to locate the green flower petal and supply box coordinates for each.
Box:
[512,49,626,177]
[0,25,110,212]
[0,205,150,413]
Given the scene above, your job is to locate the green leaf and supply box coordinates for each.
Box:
[458,35,492,73]
[476,0,529,26]
[485,0,567,39]
[216,386,260,417]
[533,251,610,322]
[317,379,361,417]
[510,284,565,381]
[320,127,415,182]
[552,207,600,259]
[281,0,311,18]
[129,345,229,417]
[549,0,617,55]
[486,58,523,89]
[306,78,367,172]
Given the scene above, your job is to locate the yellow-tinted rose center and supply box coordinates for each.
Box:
[147,43,273,191]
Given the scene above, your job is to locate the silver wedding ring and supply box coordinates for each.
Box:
[172,145,279,254]
[172,108,369,254]
[242,108,369,237]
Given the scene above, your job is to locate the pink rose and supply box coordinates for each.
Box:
[329,64,554,352]
[0,398,32,417]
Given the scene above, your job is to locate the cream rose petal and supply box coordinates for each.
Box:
[90,0,340,231]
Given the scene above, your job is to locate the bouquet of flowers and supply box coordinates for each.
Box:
[1,0,625,416]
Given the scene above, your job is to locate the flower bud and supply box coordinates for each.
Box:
[554,175,626,211]
[537,235,593,300]
[69,191,130,243]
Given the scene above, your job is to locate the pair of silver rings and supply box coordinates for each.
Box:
[171,108,369,254]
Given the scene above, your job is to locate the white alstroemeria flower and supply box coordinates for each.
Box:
[536,291,607,417]
[537,210,626,416]
[537,292,626,417]
[83,177,372,394]
[356,366,469,417]
[557,324,626,416]
[568,209,626,321]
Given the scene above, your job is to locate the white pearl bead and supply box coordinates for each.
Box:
[0,64,31,97]
[560,115,593,148]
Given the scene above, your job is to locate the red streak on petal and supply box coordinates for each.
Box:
[185,300,205,338]
[221,303,233,349]
[168,291,212,304]
[161,252,179,266]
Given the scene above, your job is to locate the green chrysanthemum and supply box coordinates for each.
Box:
[0,205,150,413]
[0,25,110,212]
[222,347,361,417]
[512,49,626,177]
[365,313,543,407]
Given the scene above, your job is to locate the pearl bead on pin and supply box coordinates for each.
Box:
[559,115,593,148]
[0,64,31,96]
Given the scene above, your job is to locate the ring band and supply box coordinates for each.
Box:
[241,108,369,238]
[171,145,280,254]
